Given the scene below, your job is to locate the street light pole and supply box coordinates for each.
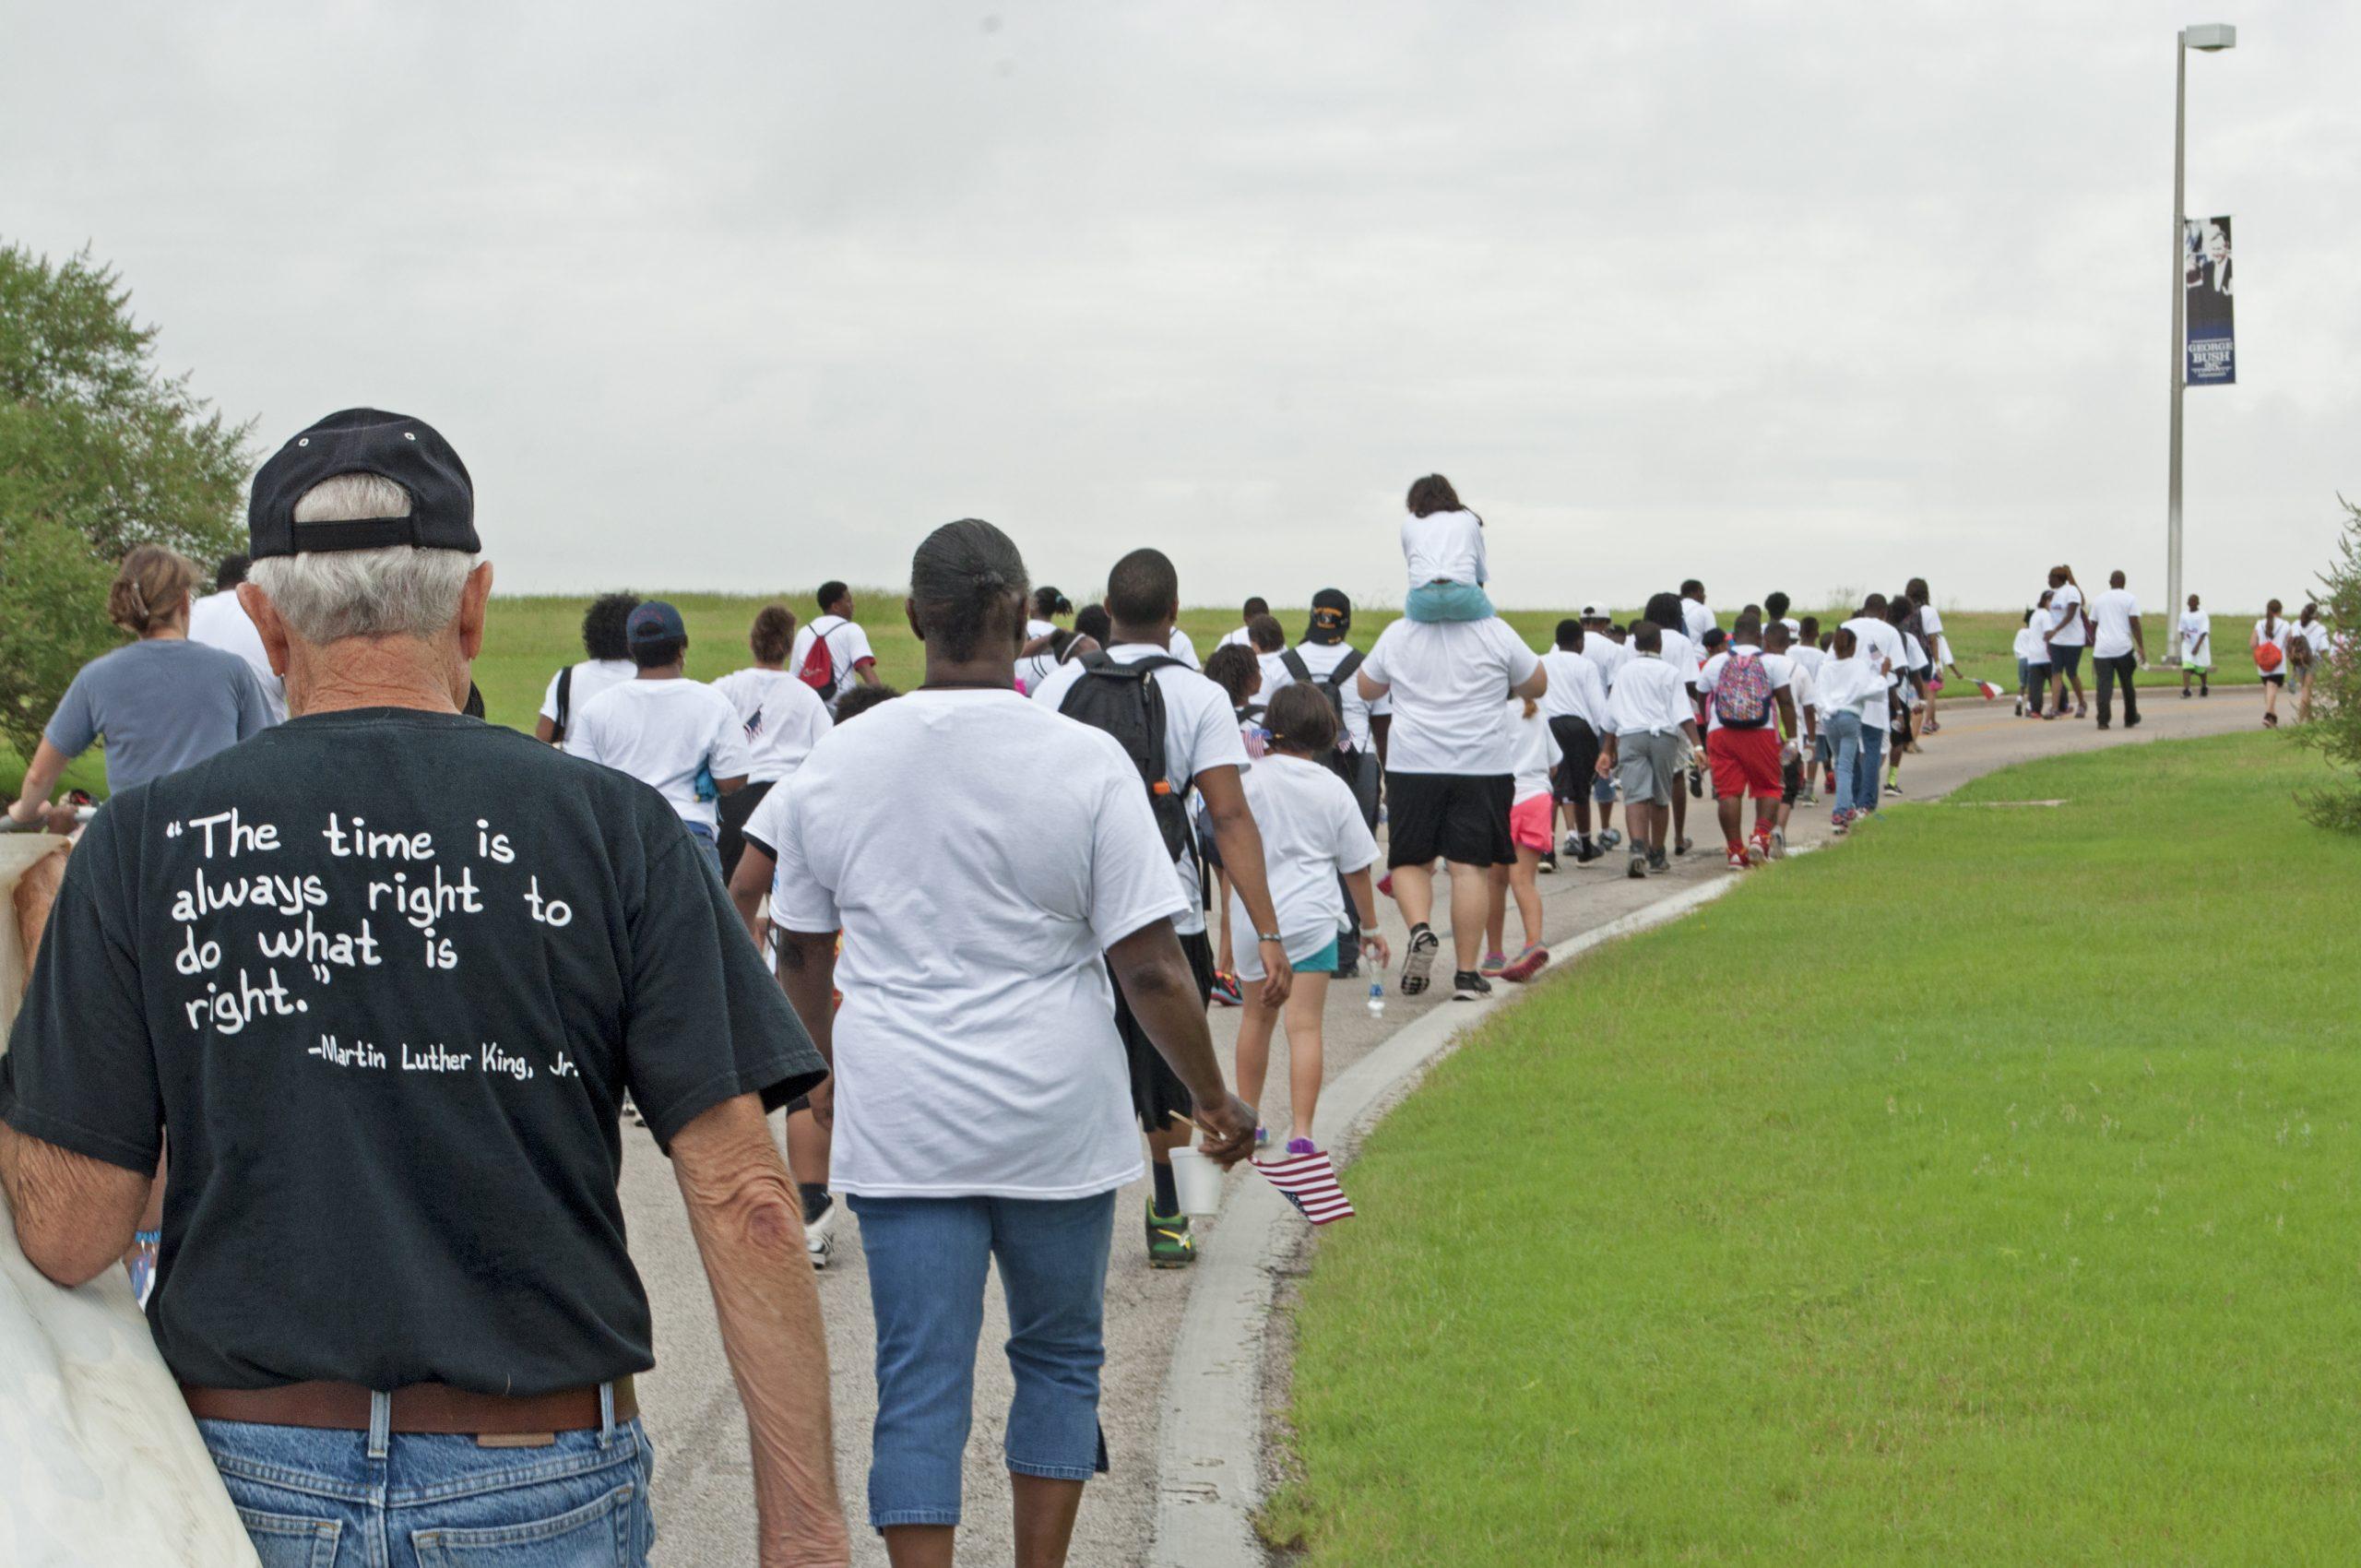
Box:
[2167,23,2236,659]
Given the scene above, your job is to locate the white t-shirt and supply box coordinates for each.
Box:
[1538,648,1608,731]
[1025,617,1060,642]
[1288,640,1374,752]
[1786,655,1818,735]
[1680,598,1714,644]
[768,688,1186,1199]
[1256,649,1295,698]
[1787,642,1825,683]
[1581,636,1631,692]
[2177,610,2212,661]
[2254,618,2292,665]
[787,614,877,696]
[1918,605,1945,638]
[1811,655,1885,722]
[1166,626,1202,669]
[539,659,636,741]
[2047,584,2087,647]
[1358,616,1542,775]
[2092,588,2141,659]
[1215,625,1254,651]
[739,774,795,865]
[1654,626,1703,693]
[1400,509,1489,588]
[2013,625,2043,663]
[1839,617,1906,731]
[710,667,834,784]
[1228,754,1378,980]
[1605,653,1693,737]
[185,589,286,724]
[565,677,753,829]
[1501,698,1562,803]
[1696,649,1796,733]
[1027,641,1247,935]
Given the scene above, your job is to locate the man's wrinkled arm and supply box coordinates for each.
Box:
[670,1092,850,1566]
[0,1122,149,1287]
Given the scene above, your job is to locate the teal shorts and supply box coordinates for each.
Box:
[1296,937,1340,975]
[1405,582,1496,624]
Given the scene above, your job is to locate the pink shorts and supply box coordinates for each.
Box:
[1509,791,1555,853]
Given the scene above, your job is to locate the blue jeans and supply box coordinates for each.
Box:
[198,1397,654,1567]
[1404,582,1495,623]
[851,1190,1117,1529]
[682,820,724,882]
[1853,724,1886,814]
[1824,709,1863,818]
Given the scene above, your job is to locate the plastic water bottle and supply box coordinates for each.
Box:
[1367,980,1385,1019]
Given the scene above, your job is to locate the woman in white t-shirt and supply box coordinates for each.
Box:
[2044,565,2090,719]
[767,519,1254,1552]
[1400,473,1495,624]
[2293,601,2331,722]
[1228,683,1385,1156]
[709,604,835,879]
[532,590,640,748]
[1483,695,1560,984]
[1024,585,1073,643]
[2253,599,2292,727]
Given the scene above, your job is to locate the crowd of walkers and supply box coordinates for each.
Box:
[0,414,2340,1568]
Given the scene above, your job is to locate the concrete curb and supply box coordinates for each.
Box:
[1146,873,1747,1568]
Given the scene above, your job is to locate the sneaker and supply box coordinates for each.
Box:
[1884,781,1904,797]
[1832,814,1850,837]
[1209,971,1245,1008]
[1628,851,1650,880]
[1398,924,1441,996]
[1598,828,1622,850]
[624,1095,648,1128]
[1746,837,1769,867]
[1648,848,1671,873]
[1146,1202,1195,1267]
[1769,827,1786,860]
[1536,849,1558,875]
[1562,832,1585,858]
[1254,1126,1270,1149]
[1675,836,1694,856]
[2075,701,2088,719]
[1285,1136,1319,1158]
[1573,837,1602,864]
[1479,949,1510,978]
[1451,969,1493,1002]
[2180,688,2191,700]
[1501,944,1550,983]
[805,1196,837,1270]
[1726,849,1749,872]
[2013,697,2025,716]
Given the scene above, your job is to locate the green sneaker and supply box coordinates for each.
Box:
[1146,1202,1196,1268]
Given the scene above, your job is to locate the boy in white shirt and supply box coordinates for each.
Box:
[1538,619,1611,863]
[1400,473,1494,624]
[566,600,753,879]
[2089,568,2146,731]
[1695,613,1799,869]
[1597,623,1701,880]
[1214,597,1269,651]
[2177,593,2212,697]
[789,581,882,712]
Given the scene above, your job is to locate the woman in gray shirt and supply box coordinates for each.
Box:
[6,545,272,826]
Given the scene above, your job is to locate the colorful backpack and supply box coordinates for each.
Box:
[1712,651,1774,730]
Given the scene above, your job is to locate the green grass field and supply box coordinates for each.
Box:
[1267,731,2359,1565]
[6,592,2261,800]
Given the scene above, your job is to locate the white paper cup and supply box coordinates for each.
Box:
[1168,1146,1225,1217]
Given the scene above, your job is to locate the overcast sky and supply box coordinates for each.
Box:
[7,2,2355,613]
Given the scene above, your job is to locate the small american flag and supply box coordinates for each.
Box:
[1254,1148,1356,1225]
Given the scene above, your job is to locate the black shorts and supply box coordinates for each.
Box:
[716,778,775,882]
[1384,771,1514,869]
[1548,717,1602,802]
[2262,671,2286,686]
[1111,928,1215,1131]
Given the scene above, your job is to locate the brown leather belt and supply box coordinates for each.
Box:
[181,1375,635,1437]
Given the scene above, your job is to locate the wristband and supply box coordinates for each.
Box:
[1257,932,1284,944]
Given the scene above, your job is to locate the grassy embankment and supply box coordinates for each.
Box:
[1266,730,2359,1565]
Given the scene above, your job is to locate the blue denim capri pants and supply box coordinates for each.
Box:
[850,1189,1118,1528]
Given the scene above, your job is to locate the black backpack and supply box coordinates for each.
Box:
[552,663,575,742]
[1280,646,1366,750]
[1059,650,1195,864]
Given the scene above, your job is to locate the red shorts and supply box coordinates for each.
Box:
[1707,727,1783,800]
[1509,791,1555,853]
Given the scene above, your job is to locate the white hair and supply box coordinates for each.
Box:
[246,473,477,642]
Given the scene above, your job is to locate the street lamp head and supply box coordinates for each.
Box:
[2183,22,2236,51]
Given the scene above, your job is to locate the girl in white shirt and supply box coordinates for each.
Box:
[1484,695,1560,983]
[1228,684,1388,1155]
[2254,599,2291,727]
[1400,473,1495,624]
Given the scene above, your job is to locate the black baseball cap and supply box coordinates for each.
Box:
[247,409,477,560]
[1306,588,1353,644]
[626,600,688,646]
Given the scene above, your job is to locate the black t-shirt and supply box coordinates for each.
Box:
[0,708,825,1395]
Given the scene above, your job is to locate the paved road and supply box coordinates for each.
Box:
[623,686,2264,1565]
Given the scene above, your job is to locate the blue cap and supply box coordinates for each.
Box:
[625,600,687,646]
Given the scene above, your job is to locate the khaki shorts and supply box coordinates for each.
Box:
[1615,730,1685,807]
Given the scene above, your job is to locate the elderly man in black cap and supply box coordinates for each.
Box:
[1275,589,1381,974]
[0,410,850,1566]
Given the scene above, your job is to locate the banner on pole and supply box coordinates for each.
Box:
[2184,215,2235,386]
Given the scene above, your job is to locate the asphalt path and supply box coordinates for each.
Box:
[623,684,2264,1565]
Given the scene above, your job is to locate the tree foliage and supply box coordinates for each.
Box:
[1,243,253,758]
[2296,494,2361,832]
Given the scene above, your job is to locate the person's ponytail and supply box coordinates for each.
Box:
[107,544,201,636]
